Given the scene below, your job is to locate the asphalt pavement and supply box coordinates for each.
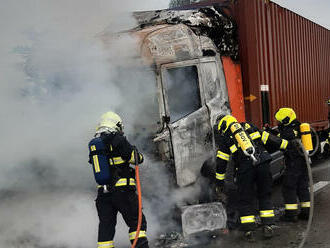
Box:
[212,158,330,248]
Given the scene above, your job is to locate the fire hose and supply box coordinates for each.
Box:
[269,126,315,248]
[298,141,314,248]
[131,149,143,248]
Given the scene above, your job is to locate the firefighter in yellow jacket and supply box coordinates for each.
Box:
[88,111,149,248]
[214,114,288,241]
[275,107,311,222]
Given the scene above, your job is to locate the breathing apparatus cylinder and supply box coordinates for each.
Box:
[300,123,313,152]
[230,122,257,162]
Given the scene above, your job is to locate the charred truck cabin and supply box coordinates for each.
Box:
[133,8,238,188]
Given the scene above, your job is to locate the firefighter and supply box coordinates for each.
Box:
[88,111,149,248]
[214,114,288,241]
[275,107,311,222]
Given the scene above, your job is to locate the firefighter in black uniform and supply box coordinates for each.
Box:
[88,111,149,248]
[214,114,288,241]
[275,108,311,221]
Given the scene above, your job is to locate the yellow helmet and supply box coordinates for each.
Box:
[275,107,296,125]
[327,99,330,105]
[217,114,237,133]
[96,111,123,133]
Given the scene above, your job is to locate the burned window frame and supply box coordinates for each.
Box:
[160,59,206,124]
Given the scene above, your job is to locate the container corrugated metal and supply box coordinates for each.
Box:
[186,0,330,128]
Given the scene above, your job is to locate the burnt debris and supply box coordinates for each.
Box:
[133,7,239,60]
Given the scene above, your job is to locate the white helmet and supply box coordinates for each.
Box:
[96,111,123,134]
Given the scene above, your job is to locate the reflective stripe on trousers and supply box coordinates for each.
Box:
[260,209,275,218]
[240,215,255,224]
[301,201,311,208]
[285,203,298,210]
[97,241,114,248]
[129,230,147,240]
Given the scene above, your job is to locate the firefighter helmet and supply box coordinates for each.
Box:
[96,111,123,133]
[217,114,237,133]
[327,99,330,105]
[217,114,257,161]
[275,108,296,125]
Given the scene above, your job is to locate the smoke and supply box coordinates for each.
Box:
[0,1,175,248]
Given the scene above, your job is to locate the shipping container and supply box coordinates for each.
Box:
[178,0,330,129]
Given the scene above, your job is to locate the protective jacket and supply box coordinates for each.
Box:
[277,119,303,158]
[88,132,143,190]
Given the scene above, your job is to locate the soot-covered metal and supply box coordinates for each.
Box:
[133,7,239,60]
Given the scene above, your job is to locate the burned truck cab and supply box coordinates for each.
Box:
[136,21,231,188]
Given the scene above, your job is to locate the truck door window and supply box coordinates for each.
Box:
[163,65,201,123]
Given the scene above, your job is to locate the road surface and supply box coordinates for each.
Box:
[153,158,330,248]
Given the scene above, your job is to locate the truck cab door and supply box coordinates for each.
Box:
[160,60,213,187]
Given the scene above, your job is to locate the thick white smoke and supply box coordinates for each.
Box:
[0,1,171,248]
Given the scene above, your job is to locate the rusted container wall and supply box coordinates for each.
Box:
[235,0,330,128]
[184,0,330,128]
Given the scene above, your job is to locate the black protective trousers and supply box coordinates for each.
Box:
[282,156,310,216]
[96,188,149,248]
[236,159,274,230]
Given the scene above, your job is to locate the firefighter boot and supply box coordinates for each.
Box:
[280,214,298,222]
[298,208,310,220]
[280,209,298,222]
[262,225,274,239]
[244,231,255,242]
